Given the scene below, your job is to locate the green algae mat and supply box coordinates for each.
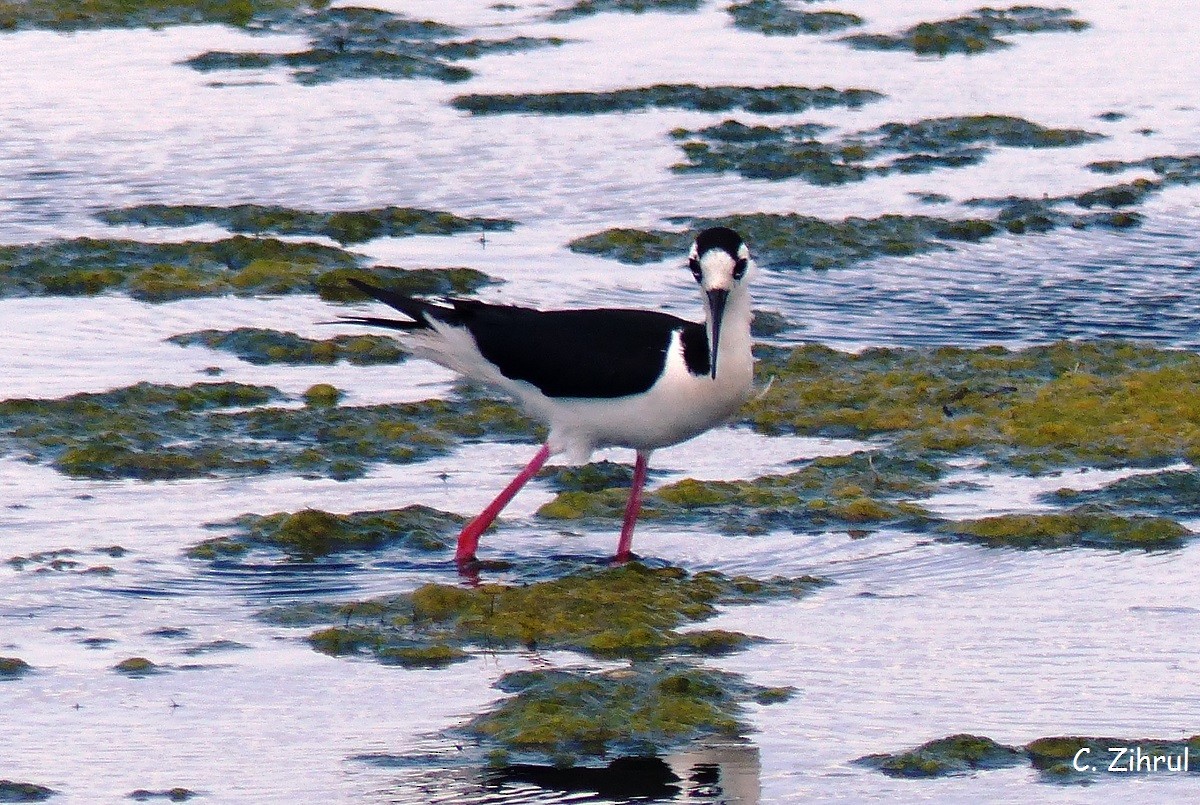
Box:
[0,235,496,302]
[451,84,883,116]
[0,0,322,31]
[860,733,1200,780]
[728,0,862,36]
[843,6,1089,55]
[0,381,537,481]
[0,203,507,301]
[98,203,516,246]
[181,6,564,85]
[168,329,407,366]
[670,114,1102,184]
[568,154,1200,267]
[261,562,822,764]
[547,0,701,21]
[743,340,1200,472]
[191,506,466,560]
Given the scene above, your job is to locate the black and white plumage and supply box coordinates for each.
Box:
[341,226,756,565]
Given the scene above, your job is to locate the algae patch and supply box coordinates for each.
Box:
[0,235,359,301]
[99,203,516,246]
[857,734,1024,777]
[0,381,538,482]
[265,563,825,663]
[1026,735,1200,779]
[0,0,320,31]
[569,212,1007,269]
[861,733,1200,780]
[940,509,1190,550]
[182,6,564,85]
[728,0,862,36]
[0,657,33,679]
[268,563,819,763]
[744,340,1200,473]
[113,657,160,676]
[0,205,504,301]
[128,789,196,802]
[1047,469,1200,518]
[465,663,783,765]
[0,779,55,801]
[193,505,466,560]
[451,84,882,116]
[670,114,1103,184]
[537,452,939,535]
[843,6,1089,55]
[547,0,700,21]
[0,230,495,303]
[169,328,406,366]
[8,546,129,575]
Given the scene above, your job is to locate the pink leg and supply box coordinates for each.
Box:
[615,451,649,562]
[455,444,551,565]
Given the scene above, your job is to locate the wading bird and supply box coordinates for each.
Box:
[342,226,755,566]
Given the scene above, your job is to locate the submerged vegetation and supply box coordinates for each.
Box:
[570,212,1016,269]
[0,0,322,31]
[671,114,1102,184]
[168,328,407,366]
[537,452,939,534]
[861,733,1200,779]
[265,563,818,762]
[268,563,824,663]
[857,734,1024,777]
[0,381,536,482]
[746,340,1200,472]
[99,203,516,246]
[728,0,862,36]
[113,657,160,676]
[547,0,700,21]
[192,505,466,560]
[451,83,882,116]
[0,229,496,302]
[465,663,788,765]
[0,779,55,801]
[1049,468,1200,518]
[940,510,1191,550]
[0,656,33,678]
[570,150,1190,266]
[0,235,352,301]
[183,6,563,84]
[843,6,1089,55]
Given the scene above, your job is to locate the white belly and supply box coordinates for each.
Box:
[526,331,754,463]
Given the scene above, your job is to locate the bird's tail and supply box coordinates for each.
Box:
[339,278,436,331]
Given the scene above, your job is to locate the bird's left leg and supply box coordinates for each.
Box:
[614,450,650,562]
[455,443,551,565]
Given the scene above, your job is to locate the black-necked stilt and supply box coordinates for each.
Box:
[342,227,755,566]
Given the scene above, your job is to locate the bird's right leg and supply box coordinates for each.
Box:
[455,443,551,565]
[614,450,650,563]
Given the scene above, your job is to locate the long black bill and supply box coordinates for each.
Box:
[705,287,728,380]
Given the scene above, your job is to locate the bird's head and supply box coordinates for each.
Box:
[687,227,751,379]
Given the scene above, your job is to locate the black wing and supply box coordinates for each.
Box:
[343,280,710,398]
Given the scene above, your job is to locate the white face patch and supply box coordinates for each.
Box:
[698,249,736,291]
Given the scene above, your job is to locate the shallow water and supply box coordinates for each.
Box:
[3,0,1200,802]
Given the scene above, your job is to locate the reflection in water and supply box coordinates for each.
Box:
[487,757,683,800]
[362,745,759,804]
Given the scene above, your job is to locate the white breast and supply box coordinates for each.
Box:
[536,330,754,463]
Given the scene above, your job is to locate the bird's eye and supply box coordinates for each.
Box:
[688,257,701,280]
[732,258,748,280]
